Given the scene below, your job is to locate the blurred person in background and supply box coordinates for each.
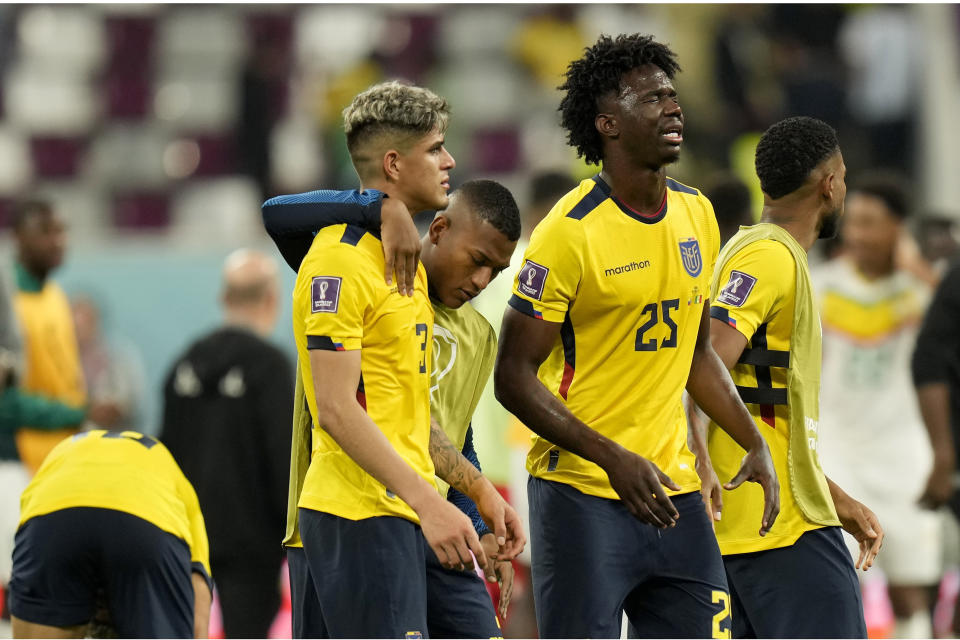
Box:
[160,249,292,639]
[7,429,212,639]
[703,173,756,247]
[814,173,940,638]
[11,199,88,475]
[912,225,960,636]
[71,294,147,432]
[916,214,959,278]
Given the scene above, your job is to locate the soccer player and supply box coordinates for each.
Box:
[264,179,523,637]
[814,173,940,638]
[699,116,884,638]
[286,81,523,638]
[493,34,779,638]
[8,429,212,639]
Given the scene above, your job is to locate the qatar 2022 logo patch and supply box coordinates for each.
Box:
[678,238,702,277]
[517,259,549,301]
[717,270,757,307]
[311,276,341,313]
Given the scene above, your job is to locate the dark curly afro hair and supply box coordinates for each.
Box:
[755,116,839,199]
[559,34,681,166]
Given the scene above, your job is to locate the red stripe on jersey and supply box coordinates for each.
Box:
[558,361,575,400]
[760,404,775,428]
[356,391,367,411]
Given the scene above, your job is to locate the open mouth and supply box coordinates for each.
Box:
[662,129,683,145]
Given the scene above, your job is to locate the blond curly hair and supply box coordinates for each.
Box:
[342,81,450,175]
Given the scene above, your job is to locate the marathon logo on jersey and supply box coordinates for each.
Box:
[678,238,702,277]
[517,259,549,301]
[717,270,757,307]
[311,276,341,313]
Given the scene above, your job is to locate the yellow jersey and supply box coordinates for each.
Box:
[20,429,211,580]
[13,265,86,473]
[293,224,436,523]
[510,175,720,499]
[708,237,828,554]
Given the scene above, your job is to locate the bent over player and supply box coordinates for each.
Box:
[9,429,212,639]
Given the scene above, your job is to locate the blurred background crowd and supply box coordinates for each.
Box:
[0,3,958,638]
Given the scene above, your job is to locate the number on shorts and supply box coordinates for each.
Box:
[711,590,731,639]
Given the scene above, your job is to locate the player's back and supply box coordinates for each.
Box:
[509,175,720,500]
[20,429,202,551]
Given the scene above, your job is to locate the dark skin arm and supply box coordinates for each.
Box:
[827,477,884,571]
[916,383,955,508]
[687,303,780,535]
[494,307,682,528]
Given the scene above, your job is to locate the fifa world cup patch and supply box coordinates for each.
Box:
[517,259,549,301]
[717,270,757,307]
[311,276,342,313]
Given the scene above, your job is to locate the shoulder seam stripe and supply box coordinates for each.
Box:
[340,224,367,246]
[666,178,699,196]
[565,183,606,220]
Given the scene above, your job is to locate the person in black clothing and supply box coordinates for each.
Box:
[161,248,293,639]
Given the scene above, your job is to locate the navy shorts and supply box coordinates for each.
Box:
[287,546,327,639]
[423,534,502,639]
[724,526,866,639]
[299,508,428,638]
[529,476,730,639]
[8,507,197,638]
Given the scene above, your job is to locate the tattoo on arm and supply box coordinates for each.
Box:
[429,419,482,495]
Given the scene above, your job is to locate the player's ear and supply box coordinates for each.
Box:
[596,113,619,140]
[428,214,449,245]
[382,149,401,183]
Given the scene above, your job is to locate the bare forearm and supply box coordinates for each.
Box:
[917,383,956,469]
[687,346,764,453]
[429,419,486,499]
[685,394,711,466]
[321,401,437,511]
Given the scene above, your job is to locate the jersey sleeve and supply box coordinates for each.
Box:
[508,216,585,323]
[262,189,384,272]
[710,240,795,342]
[297,242,377,352]
[702,198,722,277]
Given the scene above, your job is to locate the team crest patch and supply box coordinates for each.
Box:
[717,270,757,307]
[311,276,342,313]
[517,259,549,301]
[678,238,702,277]
[405,632,423,639]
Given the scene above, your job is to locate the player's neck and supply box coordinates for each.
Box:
[599,163,666,214]
[758,203,820,253]
[359,178,419,214]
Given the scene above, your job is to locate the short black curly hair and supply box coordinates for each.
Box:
[559,34,681,166]
[455,179,521,242]
[755,116,840,199]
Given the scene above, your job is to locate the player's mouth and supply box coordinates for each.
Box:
[457,288,476,301]
[661,126,683,145]
[441,176,450,190]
